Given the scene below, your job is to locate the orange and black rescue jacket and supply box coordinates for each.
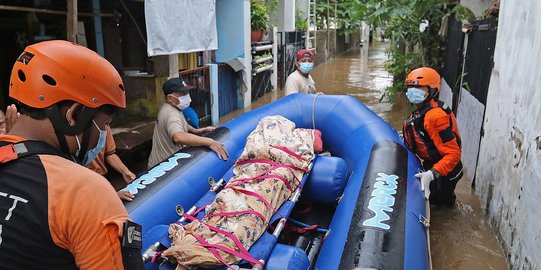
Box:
[403,99,462,177]
[0,135,132,269]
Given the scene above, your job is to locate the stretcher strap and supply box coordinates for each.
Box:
[151,251,162,263]
[227,187,284,219]
[190,233,234,269]
[235,159,306,172]
[270,145,306,161]
[229,174,294,193]
[182,214,261,266]
[193,233,264,268]
[193,203,209,216]
[206,210,267,224]
[228,166,280,187]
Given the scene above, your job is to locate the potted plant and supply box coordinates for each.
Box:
[251,0,269,42]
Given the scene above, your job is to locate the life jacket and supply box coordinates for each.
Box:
[0,140,78,269]
[0,140,68,164]
[403,100,461,161]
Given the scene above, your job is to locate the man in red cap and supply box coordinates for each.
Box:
[284,49,317,96]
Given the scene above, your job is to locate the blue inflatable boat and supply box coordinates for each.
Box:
[123,94,430,270]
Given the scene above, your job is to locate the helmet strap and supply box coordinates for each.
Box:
[74,125,92,164]
[428,88,439,100]
[45,104,97,162]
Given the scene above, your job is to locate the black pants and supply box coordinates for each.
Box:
[423,161,463,208]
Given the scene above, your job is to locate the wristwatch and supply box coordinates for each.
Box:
[430,168,441,179]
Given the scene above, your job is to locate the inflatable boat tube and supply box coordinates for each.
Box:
[123,94,429,270]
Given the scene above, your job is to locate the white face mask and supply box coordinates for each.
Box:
[175,94,192,110]
[406,87,428,104]
[75,120,107,165]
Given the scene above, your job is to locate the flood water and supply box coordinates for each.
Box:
[222,41,508,269]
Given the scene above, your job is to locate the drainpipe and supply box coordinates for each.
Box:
[271,26,278,91]
[326,0,330,61]
[92,0,104,56]
[208,64,219,125]
[242,0,252,108]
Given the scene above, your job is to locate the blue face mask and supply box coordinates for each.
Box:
[75,120,107,165]
[406,87,428,104]
[299,62,314,74]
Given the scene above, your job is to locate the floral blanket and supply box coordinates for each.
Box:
[163,116,316,269]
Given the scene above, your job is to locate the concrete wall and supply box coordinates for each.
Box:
[475,0,541,269]
[314,29,336,64]
[314,29,361,65]
[336,31,361,56]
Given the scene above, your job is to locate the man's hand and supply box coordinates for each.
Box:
[5,104,19,134]
[197,126,216,134]
[208,140,229,160]
[122,171,136,183]
[117,191,135,201]
[415,170,435,200]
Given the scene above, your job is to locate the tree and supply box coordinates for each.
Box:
[343,0,473,99]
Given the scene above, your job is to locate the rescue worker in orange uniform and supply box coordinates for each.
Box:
[0,40,144,269]
[402,67,463,207]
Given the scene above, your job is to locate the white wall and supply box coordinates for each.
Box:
[274,0,296,32]
[460,0,494,18]
[440,79,484,183]
[456,87,484,183]
[475,0,541,269]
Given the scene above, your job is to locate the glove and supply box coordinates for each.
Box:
[415,170,435,200]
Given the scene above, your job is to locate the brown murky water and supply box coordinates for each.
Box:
[222,41,508,269]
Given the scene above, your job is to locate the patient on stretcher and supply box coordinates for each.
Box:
[162,116,321,269]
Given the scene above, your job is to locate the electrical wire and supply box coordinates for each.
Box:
[119,0,147,47]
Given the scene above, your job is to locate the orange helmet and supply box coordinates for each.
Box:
[9,40,125,109]
[405,67,441,91]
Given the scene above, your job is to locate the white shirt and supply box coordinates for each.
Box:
[284,70,316,96]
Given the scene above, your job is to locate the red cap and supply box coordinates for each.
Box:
[296,49,314,61]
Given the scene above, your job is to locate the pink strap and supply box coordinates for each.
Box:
[270,145,306,161]
[206,209,267,224]
[227,187,284,219]
[228,166,279,187]
[151,251,162,263]
[192,233,263,267]
[229,174,294,193]
[183,214,258,265]
[193,203,209,216]
[235,159,306,172]
[190,233,234,269]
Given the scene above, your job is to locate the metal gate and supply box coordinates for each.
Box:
[180,67,212,127]
[218,64,239,117]
[463,17,498,105]
[278,31,305,89]
[442,16,498,106]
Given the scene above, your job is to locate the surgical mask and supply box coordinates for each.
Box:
[406,87,428,104]
[299,62,314,74]
[176,94,192,110]
[75,120,107,165]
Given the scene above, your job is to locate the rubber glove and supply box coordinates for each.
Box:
[415,170,435,199]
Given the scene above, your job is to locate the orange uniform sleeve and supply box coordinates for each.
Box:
[42,155,130,270]
[423,107,461,176]
[104,125,116,156]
